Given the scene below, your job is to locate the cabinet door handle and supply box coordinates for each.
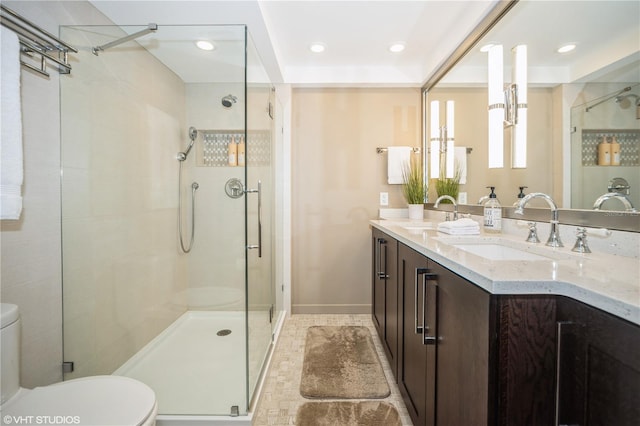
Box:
[555,321,573,426]
[376,238,388,279]
[422,272,438,345]
[414,268,428,334]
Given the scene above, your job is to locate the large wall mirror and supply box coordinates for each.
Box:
[424,0,639,230]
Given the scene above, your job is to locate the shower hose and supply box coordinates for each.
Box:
[178,160,198,253]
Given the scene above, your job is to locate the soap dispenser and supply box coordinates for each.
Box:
[483,186,502,233]
[514,186,527,206]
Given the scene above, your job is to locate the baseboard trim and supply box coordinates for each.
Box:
[292,304,371,315]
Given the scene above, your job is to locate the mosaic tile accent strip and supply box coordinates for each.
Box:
[198,130,271,167]
[581,129,640,166]
[252,314,413,426]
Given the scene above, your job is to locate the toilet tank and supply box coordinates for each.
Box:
[1,303,20,405]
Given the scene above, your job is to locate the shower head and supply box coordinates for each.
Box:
[222,94,237,108]
[615,93,640,119]
[177,127,198,161]
[189,126,198,141]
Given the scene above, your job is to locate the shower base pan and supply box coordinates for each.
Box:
[114,310,282,425]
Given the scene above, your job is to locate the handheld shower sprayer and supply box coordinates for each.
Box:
[177,127,198,161]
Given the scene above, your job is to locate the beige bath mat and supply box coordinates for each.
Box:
[296,401,401,426]
[300,326,390,399]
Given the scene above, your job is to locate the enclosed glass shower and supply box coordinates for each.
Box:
[59,23,280,418]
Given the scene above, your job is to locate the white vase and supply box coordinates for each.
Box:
[408,204,424,220]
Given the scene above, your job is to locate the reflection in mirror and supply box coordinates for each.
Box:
[570,82,640,211]
[423,0,639,216]
[426,86,554,207]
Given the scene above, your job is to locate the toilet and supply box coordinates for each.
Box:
[1,303,158,426]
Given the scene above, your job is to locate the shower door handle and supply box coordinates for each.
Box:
[246,180,262,258]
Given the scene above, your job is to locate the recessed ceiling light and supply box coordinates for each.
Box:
[389,43,405,53]
[196,40,215,51]
[557,43,576,53]
[309,43,326,53]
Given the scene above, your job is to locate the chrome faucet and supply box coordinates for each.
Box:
[477,195,490,205]
[434,195,458,221]
[515,192,563,247]
[593,192,637,212]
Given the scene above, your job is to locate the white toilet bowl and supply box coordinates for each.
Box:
[1,303,158,426]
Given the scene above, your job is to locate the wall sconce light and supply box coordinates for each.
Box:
[511,44,527,168]
[429,100,440,179]
[487,44,528,169]
[487,44,504,168]
[429,100,455,178]
[445,100,455,178]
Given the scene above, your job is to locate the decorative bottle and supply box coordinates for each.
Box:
[597,136,611,166]
[237,136,245,166]
[610,136,620,166]
[483,186,502,234]
[228,136,237,166]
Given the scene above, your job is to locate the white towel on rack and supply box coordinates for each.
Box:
[454,146,467,184]
[0,27,24,220]
[387,146,412,184]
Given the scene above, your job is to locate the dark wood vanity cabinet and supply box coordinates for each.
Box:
[556,296,640,426]
[397,242,492,426]
[371,228,640,426]
[371,228,399,379]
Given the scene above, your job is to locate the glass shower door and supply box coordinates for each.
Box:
[245,34,275,404]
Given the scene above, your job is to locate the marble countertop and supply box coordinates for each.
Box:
[371,219,640,325]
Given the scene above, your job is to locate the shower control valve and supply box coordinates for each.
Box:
[225,178,244,199]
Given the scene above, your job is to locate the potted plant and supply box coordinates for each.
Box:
[433,164,461,203]
[402,156,426,220]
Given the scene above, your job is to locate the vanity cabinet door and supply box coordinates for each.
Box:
[398,243,434,426]
[398,244,493,426]
[371,228,399,379]
[556,296,640,426]
[372,229,385,339]
[431,260,492,426]
[496,296,557,425]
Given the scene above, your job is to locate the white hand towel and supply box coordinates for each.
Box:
[1,27,24,220]
[454,147,467,184]
[437,218,480,235]
[387,146,412,184]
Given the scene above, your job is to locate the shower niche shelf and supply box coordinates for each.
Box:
[197,130,271,167]
[581,129,640,166]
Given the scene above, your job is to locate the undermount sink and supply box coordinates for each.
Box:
[452,243,552,261]
[435,236,569,261]
[402,223,434,231]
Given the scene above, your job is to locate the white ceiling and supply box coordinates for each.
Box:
[89,1,639,87]
[257,0,498,86]
[443,0,640,87]
[89,0,499,86]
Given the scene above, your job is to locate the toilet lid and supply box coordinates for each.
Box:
[2,376,156,426]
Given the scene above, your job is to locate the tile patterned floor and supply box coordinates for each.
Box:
[252,314,413,425]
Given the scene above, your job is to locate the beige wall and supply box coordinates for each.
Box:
[291,88,421,314]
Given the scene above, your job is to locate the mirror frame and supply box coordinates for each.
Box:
[421,0,639,232]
